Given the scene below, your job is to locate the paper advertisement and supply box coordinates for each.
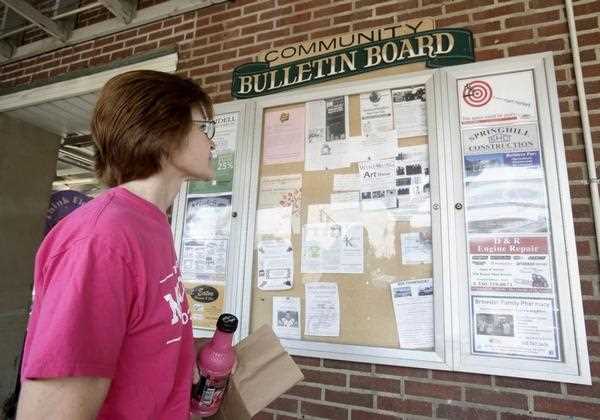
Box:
[258,174,302,234]
[472,296,560,360]
[401,231,433,265]
[458,71,538,127]
[360,90,394,137]
[257,239,294,291]
[263,107,305,165]
[469,235,552,293]
[184,281,225,331]
[272,296,301,339]
[325,96,348,141]
[213,111,239,153]
[462,124,543,182]
[301,223,364,273]
[390,279,434,348]
[305,282,340,337]
[358,158,397,211]
[392,86,427,138]
[333,173,361,191]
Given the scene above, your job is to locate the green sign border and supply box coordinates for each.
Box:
[231,28,474,99]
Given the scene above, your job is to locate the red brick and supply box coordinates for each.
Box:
[138,22,162,35]
[576,240,591,256]
[90,54,111,66]
[311,25,351,39]
[476,48,505,61]
[125,36,148,47]
[211,8,241,23]
[432,370,492,385]
[195,23,225,38]
[174,21,195,33]
[325,389,373,408]
[301,401,347,420]
[223,37,250,51]
[480,29,533,47]
[575,221,596,236]
[437,14,469,27]
[405,380,462,400]
[574,0,600,16]
[277,12,311,27]
[437,404,497,420]
[500,413,554,420]
[260,6,293,21]
[586,320,599,336]
[93,36,115,48]
[474,3,526,21]
[206,51,235,63]
[576,16,599,31]
[468,21,502,34]
[506,10,560,28]
[397,6,442,22]
[537,22,568,37]
[323,359,371,372]
[495,376,562,393]
[267,397,298,413]
[209,28,240,44]
[534,396,600,418]
[356,0,392,8]
[243,0,275,15]
[252,411,274,420]
[579,31,600,47]
[257,28,290,42]
[292,18,331,34]
[580,260,600,275]
[508,39,566,56]
[284,384,321,400]
[292,355,319,367]
[377,397,432,416]
[274,34,309,47]
[353,16,395,31]
[350,375,401,392]
[239,42,271,57]
[222,57,251,71]
[190,64,220,77]
[205,72,231,84]
[134,42,158,54]
[374,0,419,16]
[529,0,563,8]
[242,21,275,36]
[376,365,428,378]
[447,0,494,13]
[567,381,600,397]
[333,10,373,25]
[223,14,257,31]
[302,369,346,386]
[350,410,398,420]
[116,29,138,41]
[466,388,528,410]
[294,0,330,12]
[314,3,352,19]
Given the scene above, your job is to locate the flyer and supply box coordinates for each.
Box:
[466,179,548,234]
[469,235,552,293]
[305,282,340,337]
[272,296,301,339]
[257,239,294,291]
[333,173,361,191]
[301,223,364,273]
[462,124,543,182]
[181,239,227,278]
[255,206,292,237]
[358,158,397,211]
[213,111,239,153]
[184,281,225,330]
[472,296,560,360]
[305,137,351,171]
[390,279,434,348]
[258,174,302,234]
[458,71,538,127]
[306,99,326,144]
[361,131,399,160]
[325,96,348,141]
[360,90,394,137]
[263,106,305,165]
[401,231,432,265]
[391,87,427,138]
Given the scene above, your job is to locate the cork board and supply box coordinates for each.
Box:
[250,66,435,349]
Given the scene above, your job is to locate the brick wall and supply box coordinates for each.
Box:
[1,0,599,418]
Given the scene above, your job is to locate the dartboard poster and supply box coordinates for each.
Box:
[457,71,538,127]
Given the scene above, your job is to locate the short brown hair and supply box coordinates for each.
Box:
[91,70,213,187]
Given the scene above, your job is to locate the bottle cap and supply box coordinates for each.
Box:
[216,313,238,333]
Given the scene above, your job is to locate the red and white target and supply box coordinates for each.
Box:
[462,80,493,107]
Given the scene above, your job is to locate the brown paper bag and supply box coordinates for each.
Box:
[209,325,304,420]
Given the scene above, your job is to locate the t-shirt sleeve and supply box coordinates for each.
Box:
[23,237,136,380]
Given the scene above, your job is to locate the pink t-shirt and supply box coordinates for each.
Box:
[22,186,194,420]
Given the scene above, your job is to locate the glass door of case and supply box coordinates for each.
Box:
[446,54,588,382]
[241,72,453,369]
[172,101,253,338]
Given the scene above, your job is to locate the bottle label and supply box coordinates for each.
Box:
[195,369,229,409]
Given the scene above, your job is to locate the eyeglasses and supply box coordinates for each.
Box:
[192,120,216,140]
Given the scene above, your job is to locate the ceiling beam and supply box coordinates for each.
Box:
[97,0,136,24]
[0,0,69,41]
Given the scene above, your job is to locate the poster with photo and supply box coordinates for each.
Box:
[462,124,543,182]
[458,71,538,127]
[466,179,548,234]
[325,96,348,141]
[472,296,560,360]
[258,174,302,234]
[360,90,394,137]
[358,158,397,211]
[390,279,434,348]
[272,296,301,339]
[469,235,553,293]
[392,86,427,138]
[395,145,430,203]
[401,231,433,265]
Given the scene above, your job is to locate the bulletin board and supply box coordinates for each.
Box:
[248,77,436,350]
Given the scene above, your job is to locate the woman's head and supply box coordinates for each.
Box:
[91,70,214,186]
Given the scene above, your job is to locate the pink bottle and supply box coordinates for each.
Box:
[190,313,238,417]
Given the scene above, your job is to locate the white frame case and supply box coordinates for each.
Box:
[239,70,454,371]
[171,100,256,341]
